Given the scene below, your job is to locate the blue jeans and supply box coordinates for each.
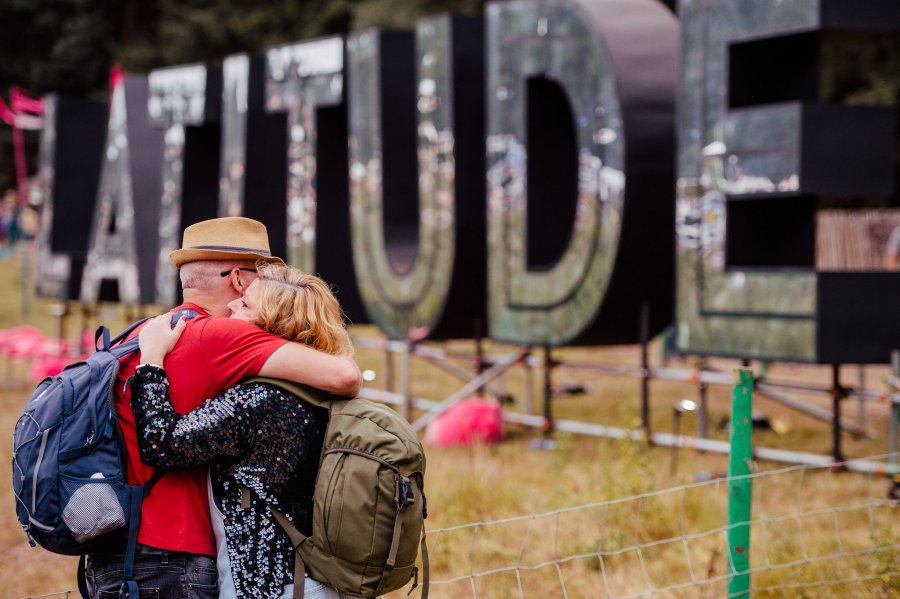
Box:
[86,543,218,599]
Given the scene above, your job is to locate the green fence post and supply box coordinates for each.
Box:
[728,368,753,598]
[890,351,899,465]
[890,351,899,497]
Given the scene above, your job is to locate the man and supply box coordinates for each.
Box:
[85,217,361,598]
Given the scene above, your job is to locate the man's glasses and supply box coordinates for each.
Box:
[220,268,258,277]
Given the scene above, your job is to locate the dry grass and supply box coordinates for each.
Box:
[377,438,897,598]
[0,248,897,598]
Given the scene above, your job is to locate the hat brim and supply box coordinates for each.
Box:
[170,248,285,268]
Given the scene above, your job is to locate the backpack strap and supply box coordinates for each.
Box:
[100,309,202,356]
[96,317,149,353]
[373,505,407,598]
[118,469,165,599]
[375,475,429,598]
[119,486,145,599]
[244,486,347,599]
[77,555,89,599]
[242,376,338,410]
[387,506,405,568]
[107,312,197,599]
[260,493,310,599]
[420,528,429,599]
[396,528,429,599]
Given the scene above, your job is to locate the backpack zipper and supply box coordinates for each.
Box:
[29,428,55,531]
[323,447,401,473]
[322,448,424,510]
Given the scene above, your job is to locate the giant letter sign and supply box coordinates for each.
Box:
[348,16,486,339]
[148,64,222,306]
[34,94,106,300]
[487,0,677,346]
[676,0,899,363]
[82,77,164,305]
[264,38,368,323]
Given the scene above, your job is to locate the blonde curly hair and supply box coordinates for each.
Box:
[251,263,353,357]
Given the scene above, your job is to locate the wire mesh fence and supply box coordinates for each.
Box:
[387,456,899,598]
[19,456,898,599]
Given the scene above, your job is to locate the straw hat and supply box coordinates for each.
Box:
[169,217,285,268]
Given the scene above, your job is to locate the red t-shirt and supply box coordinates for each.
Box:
[114,303,289,555]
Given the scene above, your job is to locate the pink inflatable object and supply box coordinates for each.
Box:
[30,356,75,382]
[424,397,504,447]
[0,326,44,355]
[0,326,85,382]
[83,329,97,353]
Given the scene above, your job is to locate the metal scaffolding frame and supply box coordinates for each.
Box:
[353,336,900,477]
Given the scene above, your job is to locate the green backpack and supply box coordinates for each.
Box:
[244,377,429,599]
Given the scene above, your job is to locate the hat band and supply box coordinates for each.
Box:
[189,244,272,256]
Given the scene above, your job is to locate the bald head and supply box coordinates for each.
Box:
[180,259,259,315]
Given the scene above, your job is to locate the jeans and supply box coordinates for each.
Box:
[85,543,218,599]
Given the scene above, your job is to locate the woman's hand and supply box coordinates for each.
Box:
[139,314,187,366]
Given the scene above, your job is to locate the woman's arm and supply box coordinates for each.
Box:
[139,314,361,398]
[129,365,260,468]
[259,345,360,397]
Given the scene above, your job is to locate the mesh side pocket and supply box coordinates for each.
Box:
[60,476,126,542]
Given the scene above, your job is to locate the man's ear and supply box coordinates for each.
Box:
[235,272,252,293]
[223,269,243,294]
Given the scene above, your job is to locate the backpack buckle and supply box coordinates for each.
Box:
[398,476,415,509]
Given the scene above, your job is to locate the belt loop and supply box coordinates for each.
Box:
[161,550,169,566]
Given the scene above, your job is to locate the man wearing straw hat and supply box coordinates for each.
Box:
[84,216,361,598]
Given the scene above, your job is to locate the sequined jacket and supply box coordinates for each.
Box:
[129,365,328,599]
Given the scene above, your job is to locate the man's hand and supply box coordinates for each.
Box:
[139,314,187,366]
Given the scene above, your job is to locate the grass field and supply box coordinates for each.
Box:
[0,246,897,598]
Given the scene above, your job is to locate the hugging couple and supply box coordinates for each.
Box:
[86,216,363,599]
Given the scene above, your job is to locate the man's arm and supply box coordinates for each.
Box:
[260,343,361,397]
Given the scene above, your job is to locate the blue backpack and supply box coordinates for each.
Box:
[12,311,195,598]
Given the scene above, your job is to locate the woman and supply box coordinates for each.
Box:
[130,263,357,599]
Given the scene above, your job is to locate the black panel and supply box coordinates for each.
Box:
[526,76,578,270]
[802,104,896,197]
[726,197,816,269]
[821,0,900,31]
[97,278,120,304]
[176,80,222,306]
[242,54,289,261]
[729,33,819,108]
[588,164,675,345]
[817,272,900,363]
[125,76,165,305]
[380,31,420,274]
[65,258,86,302]
[180,124,222,230]
[431,14,487,340]
[49,96,106,256]
[316,103,369,325]
[180,67,223,234]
